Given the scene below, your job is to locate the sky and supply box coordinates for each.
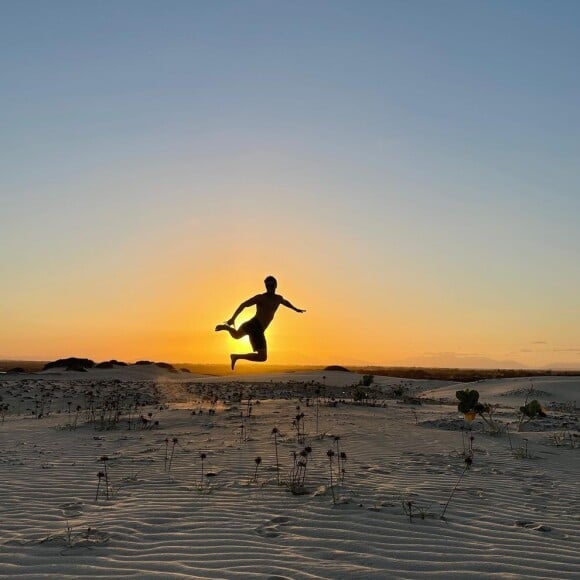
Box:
[1,0,579,368]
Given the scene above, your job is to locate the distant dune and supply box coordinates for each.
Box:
[393,353,528,369]
[2,359,580,380]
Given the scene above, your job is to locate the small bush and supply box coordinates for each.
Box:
[519,399,546,419]
[361,375,374,387]
[456,388,480,414]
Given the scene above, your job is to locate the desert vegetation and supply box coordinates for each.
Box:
[0,369,577,579]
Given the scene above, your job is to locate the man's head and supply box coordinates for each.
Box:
[264,275,277,293]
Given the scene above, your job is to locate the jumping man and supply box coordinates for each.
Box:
[215,276,306,370]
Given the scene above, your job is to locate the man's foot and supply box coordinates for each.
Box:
[215,324,230,332]
[230,354,237,371]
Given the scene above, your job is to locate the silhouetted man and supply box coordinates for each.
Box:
[215,276,306,370]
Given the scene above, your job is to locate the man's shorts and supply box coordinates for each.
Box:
[239,317,267,351]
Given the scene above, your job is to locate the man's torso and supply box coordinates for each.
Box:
[254,292,283,329]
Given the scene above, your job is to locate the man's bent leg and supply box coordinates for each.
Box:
[231,349,267,370]
[215,325,245,339]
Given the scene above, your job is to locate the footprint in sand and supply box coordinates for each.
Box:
[515,520,552,532]
[60,502,84,518]
[255,516,291,538]
[368,466,390,475]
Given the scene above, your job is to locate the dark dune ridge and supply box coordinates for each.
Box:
[40,358,178,373]
[2,359,579,381]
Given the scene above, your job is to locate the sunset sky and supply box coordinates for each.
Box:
[2,1,579,368]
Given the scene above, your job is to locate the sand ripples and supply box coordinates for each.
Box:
[0,377,579,578]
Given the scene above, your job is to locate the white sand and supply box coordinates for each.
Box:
[0,369,578,579]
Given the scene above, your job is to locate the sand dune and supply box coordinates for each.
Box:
[422,375,580,405]
[0,370,578,578]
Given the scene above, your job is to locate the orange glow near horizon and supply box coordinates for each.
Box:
[2,171,579,370]
[3,248,580,369]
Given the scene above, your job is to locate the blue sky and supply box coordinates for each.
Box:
[1,1,579,366]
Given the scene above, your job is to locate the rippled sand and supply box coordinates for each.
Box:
[0,370,578,579]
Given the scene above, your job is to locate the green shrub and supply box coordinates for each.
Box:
[361,375,374,387]
[456,388,480,414]
[456,388,503,434]
[519,399,546,419]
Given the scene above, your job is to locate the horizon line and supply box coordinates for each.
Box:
[1,358,580,372]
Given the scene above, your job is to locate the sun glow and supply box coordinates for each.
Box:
[225,331,252,355]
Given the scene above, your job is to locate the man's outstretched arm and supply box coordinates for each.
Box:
[281,298,306,313]
[226,296,258,326]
